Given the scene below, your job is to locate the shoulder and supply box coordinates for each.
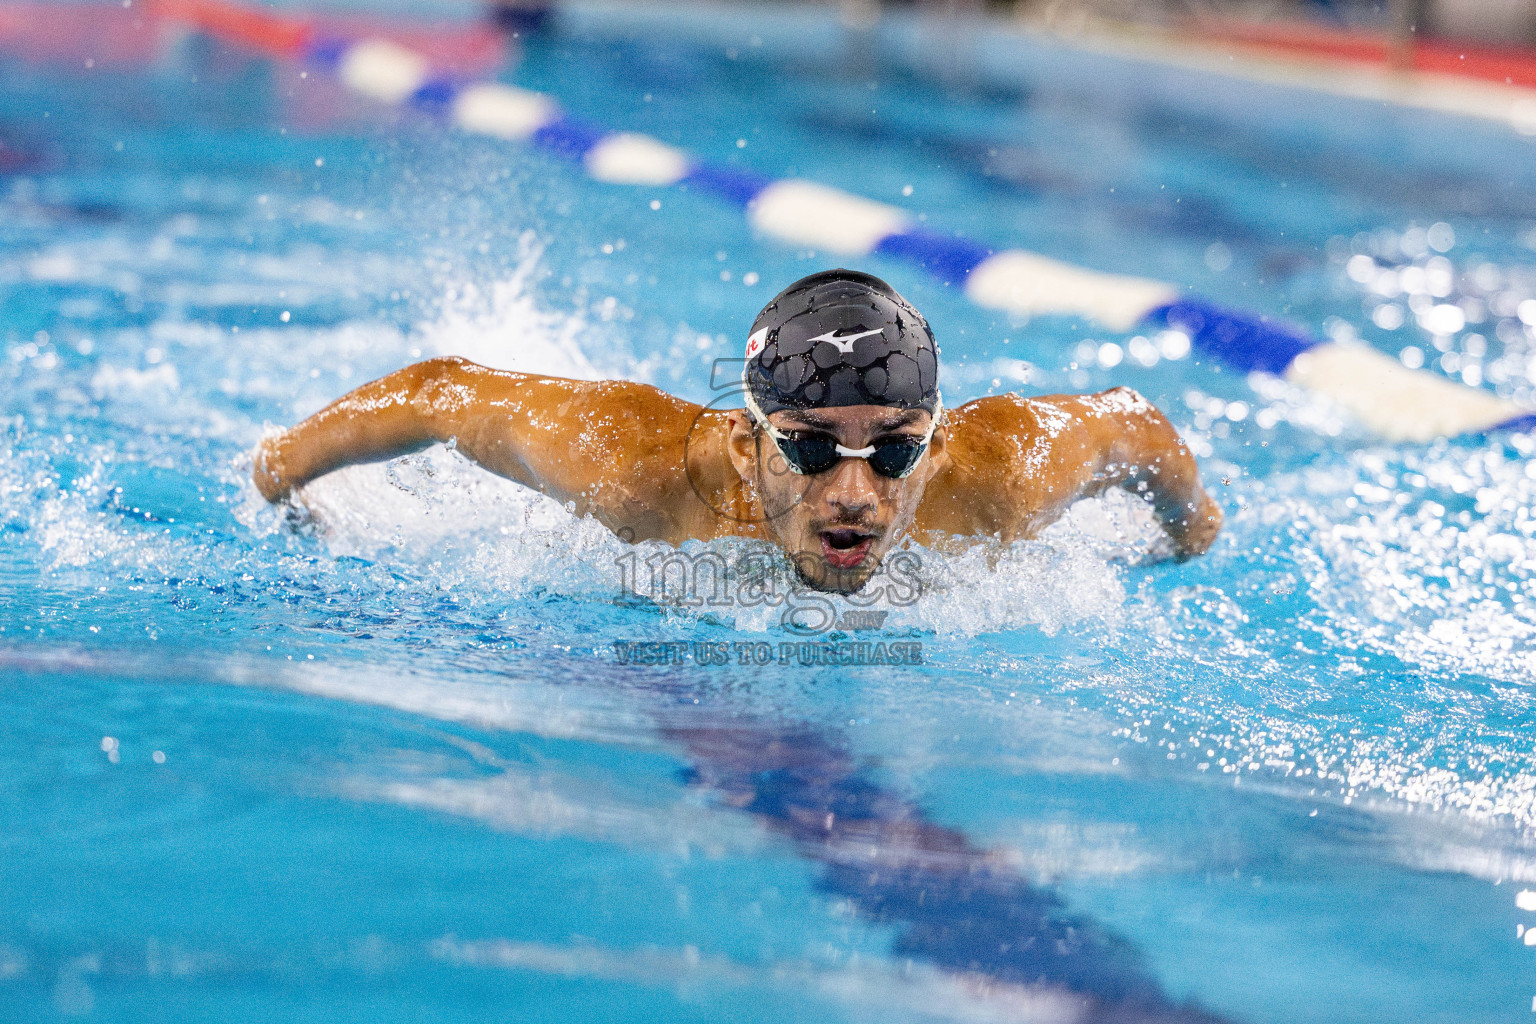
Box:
[955,386,1150,421]
[552,380,704,458]
[944,392,1081,452]
[431,360,699,441]
[570,378,699,419]
[947,388,1159,445]
[1057,386,1158,421]
[922,394,1082,526]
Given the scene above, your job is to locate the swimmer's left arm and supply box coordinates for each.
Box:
[1032,387,1222,559]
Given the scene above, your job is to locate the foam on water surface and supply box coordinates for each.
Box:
[4,17,1536,1022]
[6,230,1534,863]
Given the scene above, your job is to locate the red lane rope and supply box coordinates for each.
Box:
[0,0,506,75]
[147,0,314,57]
[150,0,507,75]
[1191,19,1536,91]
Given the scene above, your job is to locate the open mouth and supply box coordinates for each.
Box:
[820,529,874,570]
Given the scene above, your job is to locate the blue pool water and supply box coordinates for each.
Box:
[2,3,1535,1021]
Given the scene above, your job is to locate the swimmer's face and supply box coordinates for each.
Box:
[726,404,948,594]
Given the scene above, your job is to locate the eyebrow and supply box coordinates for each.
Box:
[780,410,924,432]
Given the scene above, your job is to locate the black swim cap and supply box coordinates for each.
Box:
[743,269,940,416]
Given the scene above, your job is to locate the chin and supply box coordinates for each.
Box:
[790,551,881,595]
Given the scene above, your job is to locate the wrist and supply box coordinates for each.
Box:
[253,436,292,502]
[1164,491,1222,559]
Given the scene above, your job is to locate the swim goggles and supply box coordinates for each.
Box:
[742,387,942,480]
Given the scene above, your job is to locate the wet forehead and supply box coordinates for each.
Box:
[771,405,927,433]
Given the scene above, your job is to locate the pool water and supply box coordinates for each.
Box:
[2,3,1535,1021]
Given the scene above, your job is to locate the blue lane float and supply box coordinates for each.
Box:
[1144,300,1317,378]
[186,15,1536,443]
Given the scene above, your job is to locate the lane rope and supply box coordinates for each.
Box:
[150,0,1536,441]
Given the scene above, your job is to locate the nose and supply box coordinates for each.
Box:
[821,456,879,518]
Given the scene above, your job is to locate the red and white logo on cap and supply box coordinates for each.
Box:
[745,327,769,360]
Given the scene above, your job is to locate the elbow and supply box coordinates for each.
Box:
[408,356,480,436]
[1112,387,1178,439]
[416,354,471,373]
[412,355,474,389]
[1104,386,1155,417]
[1105,385,1145,402]
[1101,386,1175,445]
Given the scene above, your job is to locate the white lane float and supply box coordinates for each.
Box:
[161,0,1536,442]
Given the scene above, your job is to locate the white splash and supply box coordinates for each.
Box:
[251,233,666,563]
[416,232,618,381]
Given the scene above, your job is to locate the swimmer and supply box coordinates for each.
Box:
[254,269,1222,593]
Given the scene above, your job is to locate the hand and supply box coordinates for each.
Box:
[1163,491,1223,561]
[252,435,290,503]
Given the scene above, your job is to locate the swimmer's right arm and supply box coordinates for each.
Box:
[253,358,694,532]
[254,357,469,501]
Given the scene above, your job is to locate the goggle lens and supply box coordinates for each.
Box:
[866,439,926,478]
[776,436,839,475]
[775,436,926,479]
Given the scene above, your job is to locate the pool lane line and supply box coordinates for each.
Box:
[154,0,1536,443]
[0,644,1231,1021]
[663,717,1234,1023]
[1053,17,1536,137]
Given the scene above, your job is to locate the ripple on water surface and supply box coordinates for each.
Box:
[3,73,1536,1018]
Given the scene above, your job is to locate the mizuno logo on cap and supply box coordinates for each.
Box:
[807,328,883,355]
